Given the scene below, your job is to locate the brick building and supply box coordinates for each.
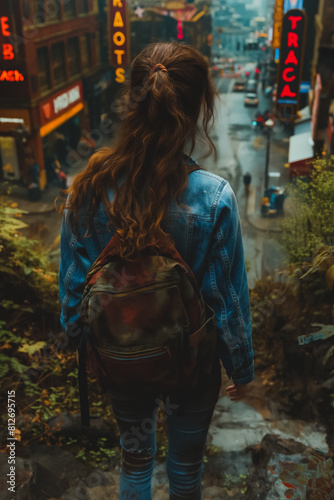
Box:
[311,0,334,155]
[0,0,114,188]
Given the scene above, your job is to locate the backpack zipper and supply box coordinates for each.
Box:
[81,281,179,323]
[96,344,172,361]
[88,280,179,299]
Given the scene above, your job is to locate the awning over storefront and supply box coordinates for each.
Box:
[294,106,311,135]
[288,131,314,177]
[40,102,84,138]
[39,81,84,138]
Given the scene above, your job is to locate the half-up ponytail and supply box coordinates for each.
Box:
[60,42,217,259]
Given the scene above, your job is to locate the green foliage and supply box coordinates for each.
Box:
[18,341,47,355]
[0,195,59,324]
[59,435,120,468]
[0,205,28,237]
[0,194,88,446]
[221,472,248,492]
[279,160,334,263]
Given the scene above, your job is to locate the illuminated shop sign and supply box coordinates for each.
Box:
[0,15,25,82]
[277,9,306,105]
[39,81,83,126]
[0,117,24,123]
[177,18,183,40]
[109,0,128,83]
[284,0,303,13]
[272,0,284,50]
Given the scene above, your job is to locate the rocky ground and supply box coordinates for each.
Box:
[1,366,333,500]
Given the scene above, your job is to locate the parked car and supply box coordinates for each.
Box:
[246,79,257,93]
[233,78,246,92]
[244,93,259,107]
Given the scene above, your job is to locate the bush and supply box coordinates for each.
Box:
[0,194,95,445]
[279,159,334,264]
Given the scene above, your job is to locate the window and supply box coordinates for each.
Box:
[77,0,89,14]
[67,37,80,76]
[91,33,100,67]
[32,0,61,23]
[32,0,46,23]
[48,0,61,21]
[37,47,51,91]
[52,42,66,85]
[23,1,30,19]
[63,0,76,19]
[95,36,101,66]
[80,34,92,70]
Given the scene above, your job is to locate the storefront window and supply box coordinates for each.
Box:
[63,0,76,19]
[77,0,89,14]
[52,42,66,85]
[37,47,51,92]
[80,34,92,70]
[68,37,81,77]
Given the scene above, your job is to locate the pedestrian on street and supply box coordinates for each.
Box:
[243,172,252,197]
[27,156,41,201]
[255,112,264,129]
[59,42,254,500]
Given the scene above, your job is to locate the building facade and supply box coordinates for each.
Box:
[0,0,113,188]
[311,0,334,155]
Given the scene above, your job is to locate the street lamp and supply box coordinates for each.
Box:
[264,118,274,192]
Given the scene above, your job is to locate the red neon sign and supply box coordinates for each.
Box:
[1,16,14,62]
[177,19,183,40]
[287,31,299,47]
[282,67,295,82]
[277,9,306,105]
[3,43,14,60]
[0,70,24,81]
[0,13,25,82]
[1,17,10,37]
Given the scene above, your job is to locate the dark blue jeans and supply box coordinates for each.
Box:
[109,355,221,500]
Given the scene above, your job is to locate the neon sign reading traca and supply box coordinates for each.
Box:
[280,15,302,99]
[277,9,306,105]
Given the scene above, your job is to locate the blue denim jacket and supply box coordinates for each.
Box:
[59,158,255,384]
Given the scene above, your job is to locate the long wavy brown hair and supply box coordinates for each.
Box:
[60,42,217,259]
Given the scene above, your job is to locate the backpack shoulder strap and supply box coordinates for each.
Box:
[185,157,206,175]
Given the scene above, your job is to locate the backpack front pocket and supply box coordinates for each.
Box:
[93,344,181,395]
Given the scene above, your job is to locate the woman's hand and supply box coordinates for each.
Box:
[225,382,248,401]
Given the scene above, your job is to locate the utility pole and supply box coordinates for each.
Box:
[264,118,274,191]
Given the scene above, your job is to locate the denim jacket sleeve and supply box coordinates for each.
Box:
[201,181,254,384]
[59,209,92,348]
